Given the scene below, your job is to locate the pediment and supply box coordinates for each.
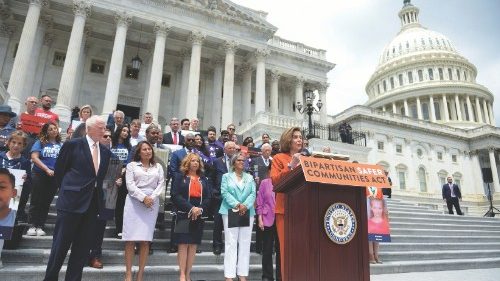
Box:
[144,0,277,35]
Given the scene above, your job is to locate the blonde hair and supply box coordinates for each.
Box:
[79,105,93,118]
[180,153,204,176]
[369,198,388,220]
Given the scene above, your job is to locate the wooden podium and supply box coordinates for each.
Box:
[273,157,384,281]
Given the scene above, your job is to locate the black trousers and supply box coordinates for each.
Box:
[44,191,98,281]
[17,179,32,218]
[446,197,463,215]
[210,198,223,247]
[262,223,281,281]
[114,177,127,234]
[29,172,57,228]
[89,218,107,259]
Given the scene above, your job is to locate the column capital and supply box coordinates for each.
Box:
[239,62,252,74]
[254,48,269,62]
[29,0,49,8]
[39,13,53,29]
[73,0,92,18]
[114,11,132,28]
[223,40,238,54]
[180,48,192,60]
[489,147,497,153]
[316,82,329,93]
[270,69,281,81]
[188,31,205,45]
[43,32,55,46]
[154,22,171,37]
[294,76,305,88]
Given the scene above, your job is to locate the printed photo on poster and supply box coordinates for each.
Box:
[99,158,123,220]
[367,197,391,242]
[0,169,23,240]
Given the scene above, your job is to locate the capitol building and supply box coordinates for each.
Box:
[0,0,498,213]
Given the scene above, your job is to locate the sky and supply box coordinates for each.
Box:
[231,0,500,125]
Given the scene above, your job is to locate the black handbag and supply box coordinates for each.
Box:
[228,208,250,228]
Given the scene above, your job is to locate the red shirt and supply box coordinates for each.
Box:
[189,176,202,198]
[34,108,59,123]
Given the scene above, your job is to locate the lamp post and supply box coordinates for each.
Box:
[131,24,143,72]
[296,89,322,139]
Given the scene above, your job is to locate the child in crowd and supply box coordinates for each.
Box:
[0,168,17,269]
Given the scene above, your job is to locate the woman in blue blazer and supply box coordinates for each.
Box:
[219,152,256,281]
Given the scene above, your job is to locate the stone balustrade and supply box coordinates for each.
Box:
[268,35,326,59]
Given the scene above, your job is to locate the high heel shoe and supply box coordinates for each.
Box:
[375,256,383,264]
[369,254,376,264]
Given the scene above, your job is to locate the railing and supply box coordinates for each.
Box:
[267,36,327,60]
[303,123,367,147]
[238,111,303,134]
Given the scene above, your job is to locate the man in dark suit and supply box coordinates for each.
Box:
[442,176,463,215]
[106,110,125,133]
[44,116,111,281]
[163,117,184,146]
[210,141,237,255]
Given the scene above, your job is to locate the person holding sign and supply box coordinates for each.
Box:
[219,152,256,281]
[0,169,17,268]
[171,153,211,281]
[270,127,303,281]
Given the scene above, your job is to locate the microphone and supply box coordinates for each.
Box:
[300,148,311,157]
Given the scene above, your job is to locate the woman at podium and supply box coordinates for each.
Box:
[270,127,303,281]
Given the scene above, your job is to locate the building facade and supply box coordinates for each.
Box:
[0,0,334,128]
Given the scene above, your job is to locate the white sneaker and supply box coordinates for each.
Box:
[27,227,37,236]
[35,228,46,236]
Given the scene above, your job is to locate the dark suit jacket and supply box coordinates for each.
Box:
[168,148,188,180]
[442,183,462,200]
[171,174,211,213]
[252,156,272,180]
[163,131,185,146]
[55,137,111,214]
[211,155,230,197]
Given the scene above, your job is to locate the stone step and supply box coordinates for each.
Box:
[378,249,500,262]
[390,235,500,243]
[387,207,441,214]
[389,222,500,231]
[369,257,500,275]
[388,228,500,236]
[379,242,500,252]
[388,211,500,222]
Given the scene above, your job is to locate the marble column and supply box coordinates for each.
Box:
[470,151,486,195]
[488,148,500,193]
[143,22,170,121]
[210,56,224,129]
[254,48,269,114]
[488,102,495,126]
[429,95,436,122]
[475,97,484,123]
[482,99,490,124]
[392,102,397,114]
[53,0,91,125]
[185,31,205,120]
[416,96,423,119]
[71,29,90,106]
[240,63,252,123]
[454,94,462,121]
[295,77,304,119]
[442,94,450,122]
[101,11,131,115]
[403,99,409,116]
[318,82,329,122]
[269,69,280,115]
[178,48,191,119]
[7,0,47,114]
[31,33,53,97]
[466,95,474,122]
[221,40,237,128]
[0,25,14,76]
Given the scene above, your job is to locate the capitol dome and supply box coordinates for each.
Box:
[365,0,495,129]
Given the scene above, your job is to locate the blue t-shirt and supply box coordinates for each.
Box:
[111,143,130,164]
[0,151,32,179]
[31,140,62,173]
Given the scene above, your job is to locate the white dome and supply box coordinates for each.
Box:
[379,27,457,66]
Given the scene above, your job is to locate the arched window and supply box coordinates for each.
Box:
[396,164,408,190]
[411,104,418,118]
[422,103,429,120]
[438,170,448,186]
[418,167,427,192]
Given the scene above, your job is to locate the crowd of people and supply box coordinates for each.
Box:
[0,95,465,280]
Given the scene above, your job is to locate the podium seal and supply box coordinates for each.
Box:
[324,203,357,244]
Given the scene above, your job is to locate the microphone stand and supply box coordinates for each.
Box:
[483,182,500,217]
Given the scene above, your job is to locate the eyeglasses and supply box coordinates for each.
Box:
[103,135,111,139]
[228,128,235,131]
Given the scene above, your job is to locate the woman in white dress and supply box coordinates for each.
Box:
[123,141,165,281]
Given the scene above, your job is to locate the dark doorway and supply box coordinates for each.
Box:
[117,104,140,124]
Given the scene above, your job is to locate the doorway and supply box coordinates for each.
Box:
[117,104,140,124]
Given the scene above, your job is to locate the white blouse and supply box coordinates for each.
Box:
[125,161,165,202]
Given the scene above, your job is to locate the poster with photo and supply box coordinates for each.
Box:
[99,158,123,220]
[367,195,391,242]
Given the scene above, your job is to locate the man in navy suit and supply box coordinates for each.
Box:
[210,141,236,255]
[44,116,111,281]
[163,117,184,146]
[442,176,463,215]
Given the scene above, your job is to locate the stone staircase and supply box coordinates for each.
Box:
[1,197,500,280]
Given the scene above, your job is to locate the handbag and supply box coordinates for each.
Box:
[228,208,250,228]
